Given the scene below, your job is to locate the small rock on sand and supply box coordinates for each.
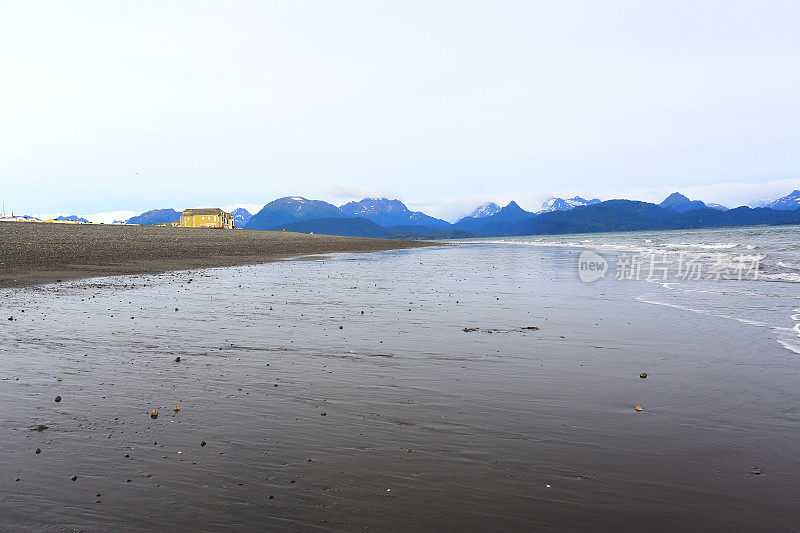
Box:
[635,405,643,412]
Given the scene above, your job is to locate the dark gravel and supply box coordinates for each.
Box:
[0,222,434,287]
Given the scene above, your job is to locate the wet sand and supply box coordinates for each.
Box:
[1,244,799,531]
[0,222,432,288]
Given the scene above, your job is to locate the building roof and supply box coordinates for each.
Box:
[182,208,230,216]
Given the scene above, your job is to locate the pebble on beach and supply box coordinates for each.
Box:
[640,373,648,379]
[150,410,159,419]
[54,396,61,402]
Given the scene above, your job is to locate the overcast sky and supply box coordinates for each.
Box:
[2,1,800,221]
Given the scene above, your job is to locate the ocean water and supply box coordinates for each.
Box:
[458,224,800,355]
[1,226,799,530]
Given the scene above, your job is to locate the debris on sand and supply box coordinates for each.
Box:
[71,474,78,481]
[321,412,327,416]
[173,406,181,412]
[635,405,643,412]
[150,410,159,419]
[54,396,61,403]
[521,326,539,330]
[57,377,63,382]
[31,425,48,431]
[640,373,647,379]
[35,448,41,454]
[463,327,479,333]
[175,357,181,363]
[201,441,206,447]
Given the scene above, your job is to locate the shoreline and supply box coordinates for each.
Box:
[2,237,797,530]
[0,222,436,288]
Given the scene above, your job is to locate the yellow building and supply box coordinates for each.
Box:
[180,208,234,229]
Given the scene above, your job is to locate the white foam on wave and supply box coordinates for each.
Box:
[636,297,800,355]
[483,238,748,257]
[777,340,800,354]
[758,272,800,283]
[663,242,740,250]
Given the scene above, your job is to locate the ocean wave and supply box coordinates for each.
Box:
[662,242,740,250]
[636,296,800,354]
[777,340,800,354]
[757,272,800,283]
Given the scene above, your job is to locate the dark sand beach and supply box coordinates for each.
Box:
[0,222,431,288]
[1,228,799,531]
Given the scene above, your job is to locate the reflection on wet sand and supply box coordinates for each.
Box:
[2,245,799,531]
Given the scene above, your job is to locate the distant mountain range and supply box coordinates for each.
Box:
[125,208,181,225]
[245,197,343,230]
[453,201,535,233]
[339,198,450,229]
[231,208,252,227]
[56,215,90,223]
[457,202,501,222]
[538,196,600,213]
[270,217,474,240]
[659,192,728,213]
[87,189,800,239]
[767,189,800,210]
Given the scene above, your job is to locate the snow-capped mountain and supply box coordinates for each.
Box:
[245,197,342,230]
[458,202,501,221]
[230,207,252,227]
[339,198,450,229]
[767,190,800,210]
[538,196,600,213]
[454,201,535,232]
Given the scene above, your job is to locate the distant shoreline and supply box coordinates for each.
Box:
[0,222,435,288]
